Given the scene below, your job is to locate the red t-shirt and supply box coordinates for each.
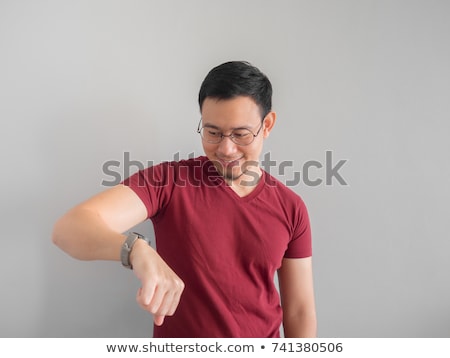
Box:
[123,156,312,337]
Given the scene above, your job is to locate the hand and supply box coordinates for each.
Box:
[130,239,185,326]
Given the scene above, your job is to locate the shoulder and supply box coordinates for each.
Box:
[134,156,225,191]
[122,156,212,216]
[262,170,306,205]
[260,170,310,225]
[164,156,212,184]
[139,156,209,179]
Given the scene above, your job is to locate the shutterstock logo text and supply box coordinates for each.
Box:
[101,151,349,187]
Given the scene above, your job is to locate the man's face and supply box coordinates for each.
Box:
[200,96,275,182]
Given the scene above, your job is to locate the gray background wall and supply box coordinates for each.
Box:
[1,0,449,338]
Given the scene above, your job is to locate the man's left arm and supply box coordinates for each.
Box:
[278,256,317,337]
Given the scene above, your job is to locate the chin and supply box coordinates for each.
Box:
[226,170,244,181]
[213,164,242,181]
[217,166,238,179]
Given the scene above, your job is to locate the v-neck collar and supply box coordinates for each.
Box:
[221,171,266,202]
[202,157,266,202]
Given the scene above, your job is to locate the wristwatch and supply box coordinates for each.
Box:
[120,232,151,269]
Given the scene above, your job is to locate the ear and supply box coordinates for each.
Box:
[262,111,276,138]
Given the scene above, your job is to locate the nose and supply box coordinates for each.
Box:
[217,135,239,156]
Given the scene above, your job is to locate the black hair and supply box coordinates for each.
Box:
[198,61,272,119]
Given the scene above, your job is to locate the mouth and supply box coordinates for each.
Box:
[216,156,244,167]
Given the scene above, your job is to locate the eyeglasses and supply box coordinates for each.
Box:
[197,119,264,146]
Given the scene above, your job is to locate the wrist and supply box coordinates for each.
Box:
[129,237,152,268]
[120,232,151,269]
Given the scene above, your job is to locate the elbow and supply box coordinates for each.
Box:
[51,217,64,248]
[51,212,84,260]
[51,215,70,252]
[283,308,317,338]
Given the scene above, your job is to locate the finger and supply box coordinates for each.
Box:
[136,283,156,308]
[166,289,183,316]
[146,287,168,326]
[147,285,167,315]
[152,289,176,318]
[159,285,181,315]
[136,288,147,310]
[154,314,165,326]
[149,287,181,324]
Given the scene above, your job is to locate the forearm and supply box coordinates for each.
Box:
[283,310,317,338]
[52,207,125,261]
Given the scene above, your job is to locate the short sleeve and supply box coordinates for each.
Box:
[121,162,175,219]
[283,197,312,258]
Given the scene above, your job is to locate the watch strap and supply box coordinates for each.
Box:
[120,232,150,269]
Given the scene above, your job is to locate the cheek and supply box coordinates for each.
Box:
[202,142,217,154]
[245,141,263,157]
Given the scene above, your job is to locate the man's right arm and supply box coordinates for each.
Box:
[51,184,184,325]
[52,184,147,261]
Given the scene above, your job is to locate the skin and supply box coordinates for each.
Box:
[52,95,317,336]
[200,96,273,195]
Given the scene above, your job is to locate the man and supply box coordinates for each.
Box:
[52,61,317,338]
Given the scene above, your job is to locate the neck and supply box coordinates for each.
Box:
[226,166,262,197]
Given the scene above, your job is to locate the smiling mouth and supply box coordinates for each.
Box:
[217,156,244,167]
